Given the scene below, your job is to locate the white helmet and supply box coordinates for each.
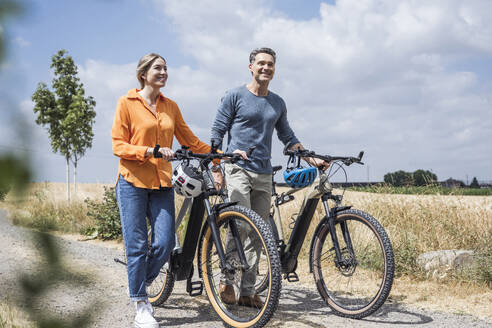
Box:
[172,164,203,198]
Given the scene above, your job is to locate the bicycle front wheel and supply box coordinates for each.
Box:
[254,215,278,294]
[311,209,394,319]
[199,205,281,328]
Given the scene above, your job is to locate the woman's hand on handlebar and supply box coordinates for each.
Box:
[158,147,174,160]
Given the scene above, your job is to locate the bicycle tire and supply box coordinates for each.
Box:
[198,205,281,328]
[147,266,175,306]
[310,208,394,319]
[254,215,278,294]
[122,229,176,306]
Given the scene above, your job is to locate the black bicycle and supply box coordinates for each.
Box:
[256,148,394,319]
[117,146,281,328]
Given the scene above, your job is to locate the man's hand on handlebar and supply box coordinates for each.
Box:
[306,156,330,171]
[232,149,249,161]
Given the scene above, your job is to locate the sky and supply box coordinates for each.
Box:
[0,0,491,184]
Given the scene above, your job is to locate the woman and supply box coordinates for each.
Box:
[112,53,214,328]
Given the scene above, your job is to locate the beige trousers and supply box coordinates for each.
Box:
[221,163,272,296]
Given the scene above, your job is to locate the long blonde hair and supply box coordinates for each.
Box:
[136,53,166,89]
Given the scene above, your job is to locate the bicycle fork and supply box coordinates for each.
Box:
[204,199,251,274]
[322,196,356,270]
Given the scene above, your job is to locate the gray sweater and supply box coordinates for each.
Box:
[211,85,300,174]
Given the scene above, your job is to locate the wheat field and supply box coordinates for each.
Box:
[2,182,491,320]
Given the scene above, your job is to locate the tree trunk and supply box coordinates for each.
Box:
[66,156,71,203]
[73,157,77,197]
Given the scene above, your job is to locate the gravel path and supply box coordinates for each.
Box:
[1,210,490,328]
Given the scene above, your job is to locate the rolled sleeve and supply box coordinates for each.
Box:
[112,98,149,162]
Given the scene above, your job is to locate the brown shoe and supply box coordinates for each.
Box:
[219,283,236,305]
[237,294,264,308]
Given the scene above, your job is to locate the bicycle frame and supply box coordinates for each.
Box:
[271,170,353,276]
[168,157,251,294]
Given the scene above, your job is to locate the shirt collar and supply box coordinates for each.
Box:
[127,88,166,101]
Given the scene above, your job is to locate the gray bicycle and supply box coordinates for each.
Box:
[256,148,394,319]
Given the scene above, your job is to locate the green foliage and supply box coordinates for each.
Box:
[31,50,96,200]
[20,231,98,327]
[384,169,437,187]
[470,177,480,188]
[384,169,439,187]
[0,1,30,202]
[32,49,96,160]
[384,170,414,187]
[413,169,437,186]
[0,154,31,201]
[85,187,122,240]
[392,231,421,277]
[349,184,492,196]
[0,0,22,63]
[0,184,10,201]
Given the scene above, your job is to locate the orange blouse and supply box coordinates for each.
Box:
[112,89,210,189]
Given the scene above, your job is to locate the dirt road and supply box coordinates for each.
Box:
[1,210,490,328]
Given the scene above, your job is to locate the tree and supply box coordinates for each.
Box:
[0,1,30,199]
[68,89,96,194]
[470,177,480,188]
[32,50,96,202]
[0,0,21,63]
[384,170,414,187]
[413,169,438,186]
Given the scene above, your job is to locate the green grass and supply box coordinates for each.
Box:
[348,184,492,196]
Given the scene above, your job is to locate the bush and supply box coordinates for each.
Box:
[85,187,121,240]
[384,170,414,187]
[0,184,10,201]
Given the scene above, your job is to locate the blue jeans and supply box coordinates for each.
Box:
[116,177,175,302]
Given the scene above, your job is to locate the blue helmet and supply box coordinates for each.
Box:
[283,166,317,188]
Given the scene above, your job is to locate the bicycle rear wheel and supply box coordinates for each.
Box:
[310,209,394,319]
[199,205,281,328]
[122,229,176,306]
[147,265,175,306]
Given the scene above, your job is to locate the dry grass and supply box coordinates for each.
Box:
[275,186,491,320]
[2,183,491,320]
[2,183,112,234]
[275,187,491,279]
[0,300,33,328]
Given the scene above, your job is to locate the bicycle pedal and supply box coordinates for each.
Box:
[186,279,203,297]
[285,272,299,282]
[114,258,127,266]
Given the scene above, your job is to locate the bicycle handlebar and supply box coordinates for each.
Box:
[284,148,364,166]
[171,146,256,164]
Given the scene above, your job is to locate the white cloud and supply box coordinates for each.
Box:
[12,36,30,47]
[145,0,492,181]
[39,0,491,182]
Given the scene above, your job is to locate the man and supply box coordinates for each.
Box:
[211,47,328,308]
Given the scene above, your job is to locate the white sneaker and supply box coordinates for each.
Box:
[135,297,155,315]
[134,300,158,328]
